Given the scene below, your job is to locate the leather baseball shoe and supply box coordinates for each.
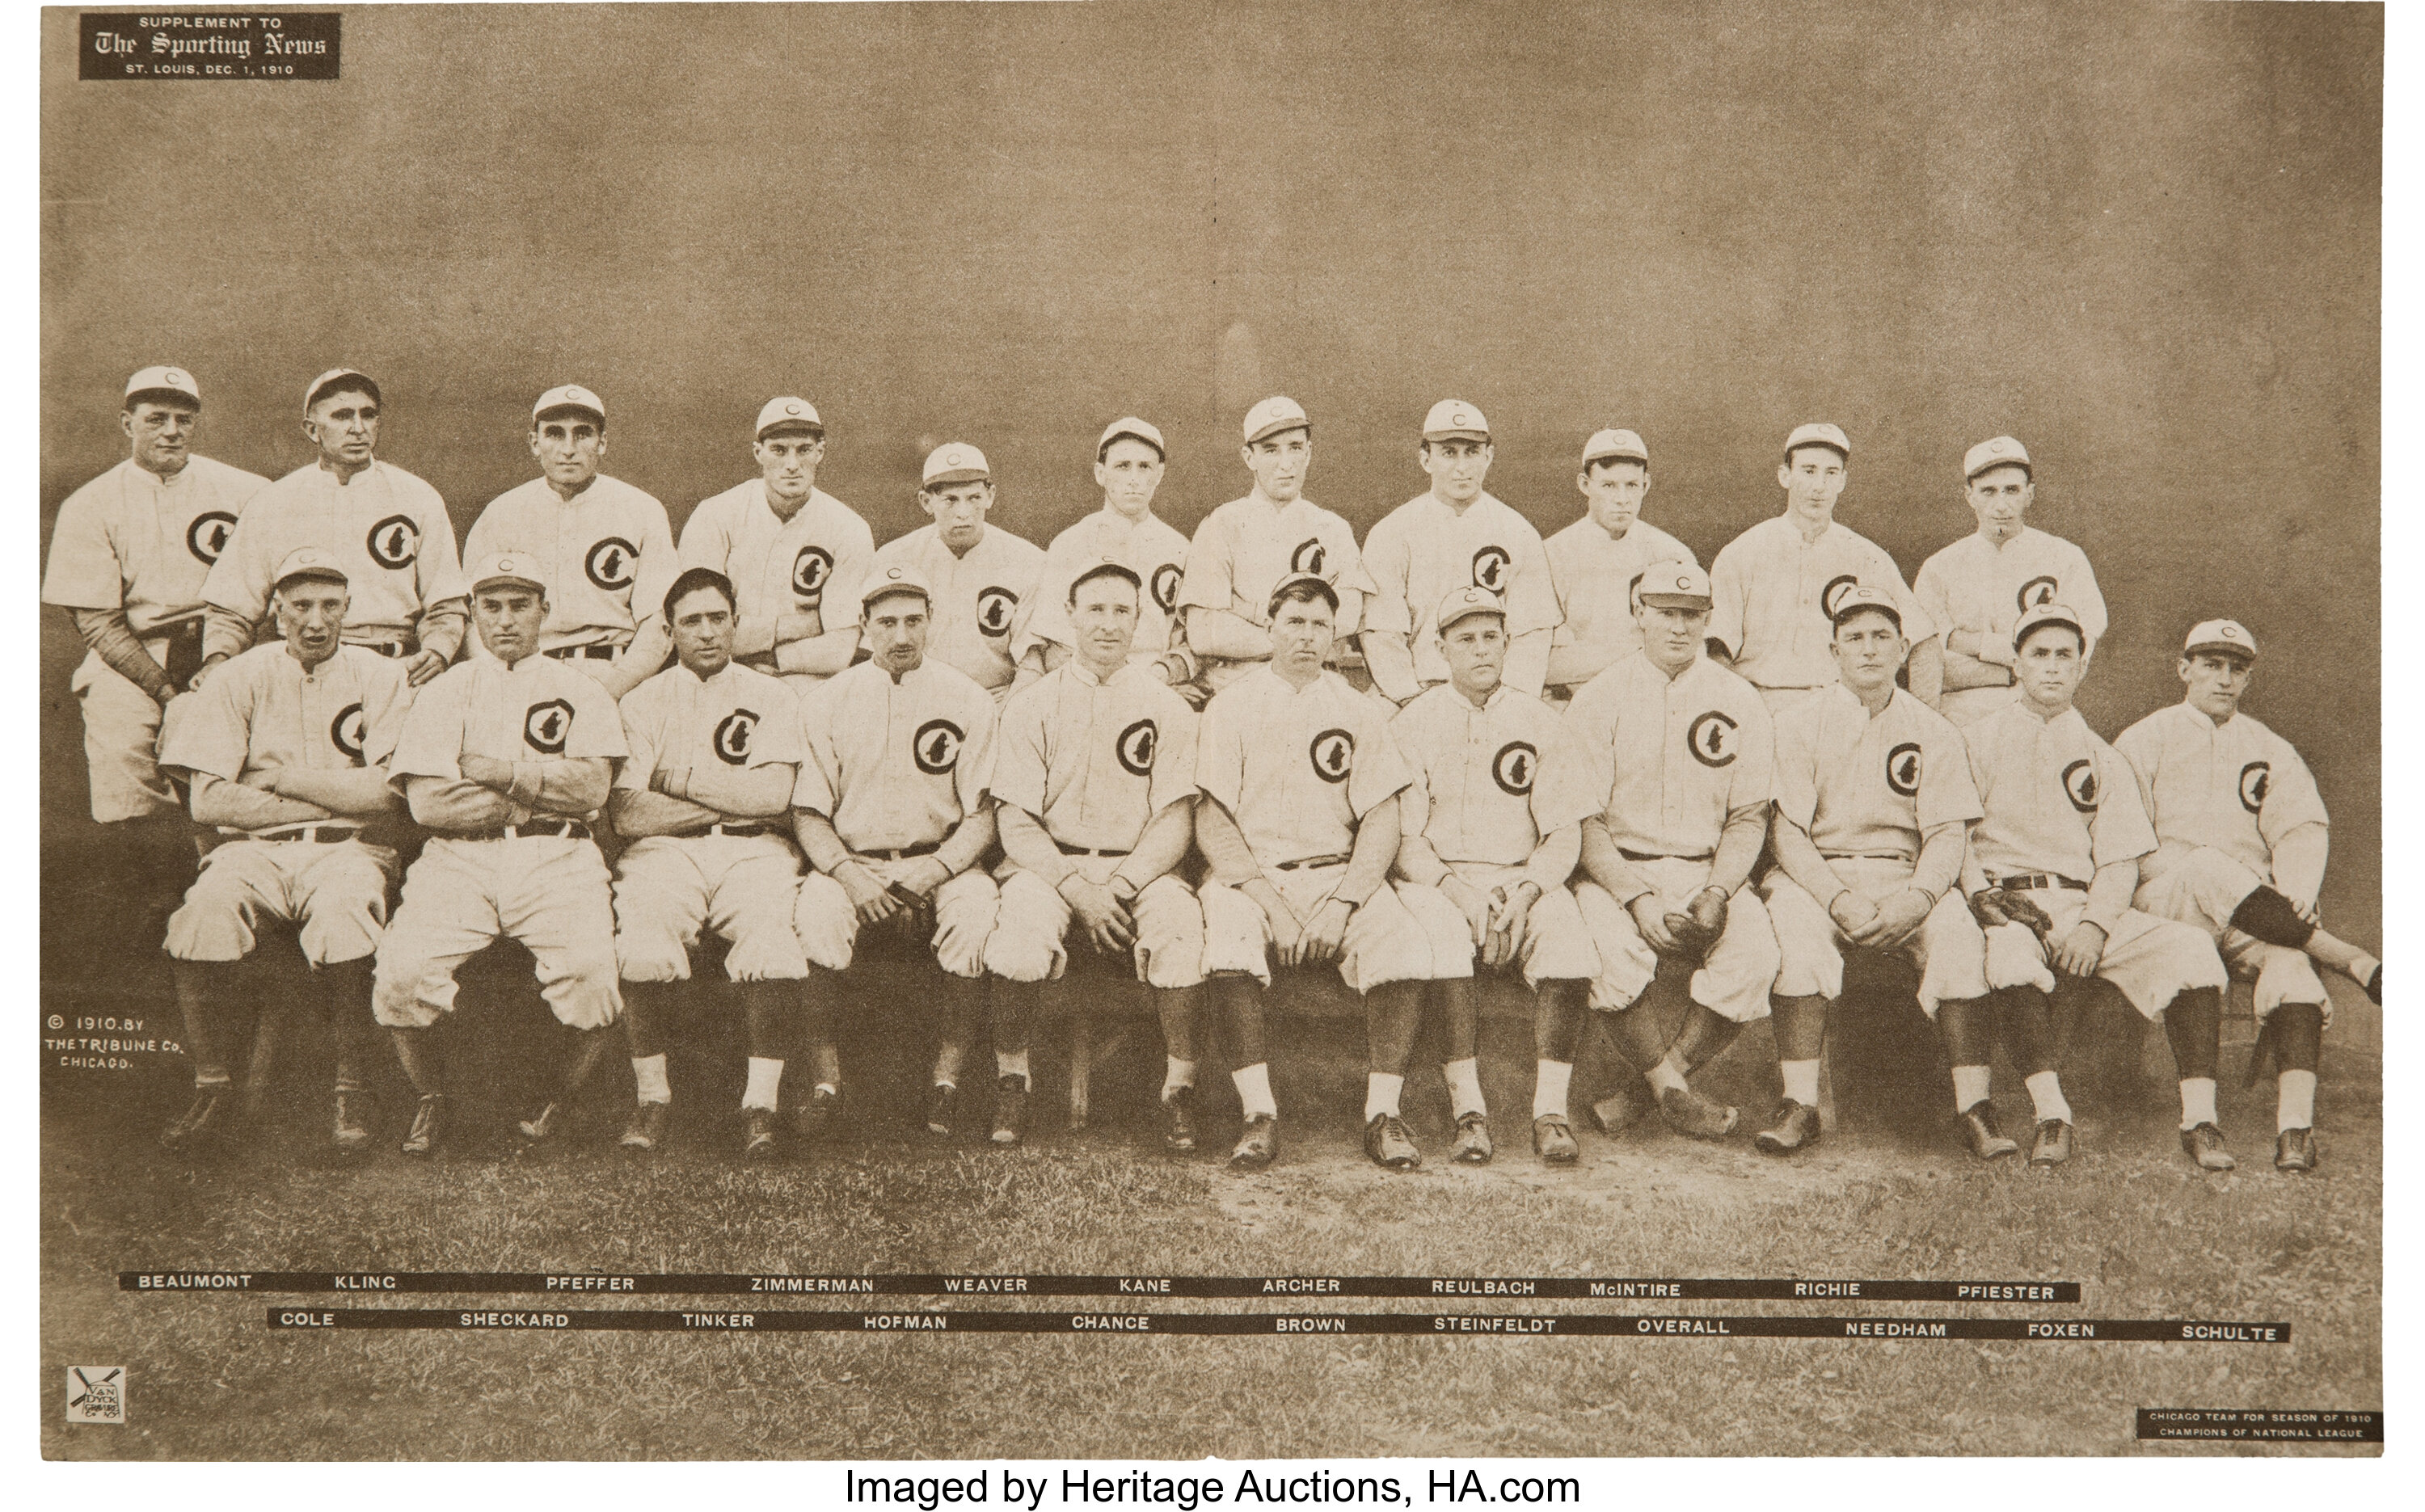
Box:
[1532,1114,1579,1165]
[1588,1092,1634,1136]
[791,1085,840,1142]
[1754,1098,1823,1154]
[990,1075,1028,1147]
[621,1101,670,1152]
[1162,1085,1199,1152]
[160,1087,232,1152]
[332,1090,373,1153]
[1957,1101,2020,1161]
[2028,1118,2073,1167]
[1450,1110,1493,1165]
[2274,1127,2318,1172]
[1364,1113,1421,1170]
[400,1093,446,1156]
[517,1101,567,1141]
[2180,1121,2237,1172]
[1657,1084,1739,1140]
[1229,1114,1277,1169]
[924,1082,960,1138]
[741,1109,779,1160]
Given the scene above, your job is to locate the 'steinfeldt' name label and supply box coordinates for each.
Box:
[79,13,340,81]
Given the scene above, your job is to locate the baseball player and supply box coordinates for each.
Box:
[372,553,629,1156]
[1194,574,1470,1171]
[789,565,1002,1139]
[609,567,810,1160]
[869,444,1048,704]
[1391,588,1602,1165]
[677,397,875,693]
[1542,428,1697,701]
[985,560,1207,1149]
[1361,401,1559,704]
[1913,436,2109,727]
[199,369,466,688]
[153,548,414,1153]
[1565,564,1780,1140]
[1018,418,1202,705]
[1759,587,2005,1159]
[43,367,268,836]
[2115,620,2383,1172]
[1961,604,2233,1169]
[461,385,678,699]
[1178,397,1375,696]
[1706,423,1939,718]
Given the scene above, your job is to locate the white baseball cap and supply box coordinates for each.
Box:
[1098,416,1166,460]
[1580,428,1649,468]
[125,365,200,406]
[305,368,380,413]
[860,562,935,616]
[272,546,348,592]
[534,385,605,426]
[470,552,548,596]
[1242,395,1311,446]
[2183,619,2258,661]
[1828,583,1903,630]
[1783,422,1850,461]
[2014,601,2085,651]
[1435,586,1506,633]
[922,443,991,488]
[1963,435,2031,481]
[754,396,824,440]
[1638,563,1714,609]
[1422,399,1490,443]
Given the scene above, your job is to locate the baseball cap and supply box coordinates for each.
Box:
[1267,571,1339,616]
[305,368,380,413]
[1422,399,1490,444]
[1638,563,1714,609]
[922,443,991,488]
[2183,619,2258,661]
[1435,586,1506,634]
[1098,416,1166,460]
[1828,583,1903,630]
[1580,428,1649,469]
[1242,396,1311,446]
[1963,435,2031,481]
[533,385,605,427]
[754,396,824,441]
[470,552,548,596]
[2013,601,2085,651]
[1071,557,1144,598]
[1783,422,1850,462]
[860,563,934,616]
[125,365,200,407]
[272,546,348,592]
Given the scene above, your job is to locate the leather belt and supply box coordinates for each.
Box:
[860,841,941,861]
[1056,840,1132,857]
[1823,852,1917,864]
[455,819,592,842]
[1275,852,1352,871]
[1994,872,2089,893]
[249,824,364,844]
[1620,849,1712,863]
[679,822,773,840]
[545,644,618,662]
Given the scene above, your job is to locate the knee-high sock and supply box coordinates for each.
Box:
[1606,1000,1674,1076]
[1769,993,1826,1104]
[2229,887,2378,983]
[560,1025,618,1097]
[1432,977,1480,1063]
[1938,996,1994,1111]
[1364,980,1423,1079]
[1154,985,1200,1096]
[740,979,792,1064]
[1213,973,1268,1072]
[2162,986,2223,1083]
[931,971,985,1086]
[2271,1002,2323,1131]
[991,977,1035,1084]
[1994,986,2058,1076]
[320,956,380,1094]
[622,980,673,1061]
[1668,1000,1743,1076]
[243,988,291,1097]
[390,1026,444,1097]
[799,966,841,1091]
[171,958,232,1086]
[1534,979,1586,1064]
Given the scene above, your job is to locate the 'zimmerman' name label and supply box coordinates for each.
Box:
[79,12,342,81]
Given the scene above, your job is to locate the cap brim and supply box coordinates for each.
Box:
[470,575,547,595]
[2013,615,2081,648]
[1245,420,1311,445]
[1637,593,1712,609]
[861,585,933,613]
[1784,441,1849,463]
[1966,460,2031,481]
[922,468,989,487]
[756,421,823,440]
[126,387,200,408]
[1100,430,1166,457]
[1436,607,1506,632]
[306,375,380,411]
[2184,640,2256,662]
[1582,449,1647,468]
[273,569,348,591]
[534,404,605,426]
[1423,429,1491,444]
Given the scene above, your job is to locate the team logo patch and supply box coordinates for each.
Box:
[2239,760,2271,814]
[1820,574,1861,621]
[1117,718,1158,777]
[1150,562,1183,615]
[1686,710,1740,768]
[713,710,759,766]
[185,510,238,566]
[331,702,367,763]
[1886,740,1922,797]
[1471,545,1512,593]
[1491,741,1537,797]
[584,537,639,592]
[975,586,1018,638]
[791,545,833,601]
[2016,575,2060,613]
[1310,727,1355,784]
[367,516,420,570]
[523,699,574,756]
[913,718,964,775]
[2060,757,2099,812]
[1289,537,1327,576]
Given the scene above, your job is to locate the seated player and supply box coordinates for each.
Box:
[154,549,414,1153]
[2115,619,2383,1172]
[1194,575,1470,1171]
[1758,587,2005,1160]
[608,567,810,1160]
[1962,604,2233,1170]
[791,566,1002,1138]
[984,560,1208,1149]
[372,554,629,1156]
[1390,588,1601,1165]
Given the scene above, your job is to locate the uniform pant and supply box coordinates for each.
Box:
[1432,861,1600,986]
[373,836,622,1030]
[2133,848,2330,1025]
[70,649,177,822]
[613,833,809,983]
[1938,683,2019,727]
[1762,857,1988,1017]
[164,836,398,966]
[1979,885,2229,1020]
[792,859,998,979]
[1200,866,1471,992]
[984,861,1208,988]
[1574,857,1778,1022]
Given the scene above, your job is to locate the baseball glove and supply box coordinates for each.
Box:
[1969,886,2054,941]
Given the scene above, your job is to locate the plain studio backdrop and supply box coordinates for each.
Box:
[38,2,2380,967]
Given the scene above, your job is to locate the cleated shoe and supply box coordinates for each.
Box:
[990,1075,1028,1147]
[621,1101,671,1152]
[1657,1083,1739,1140]
[400,1093,447,1156]
[2274,1127,2318,1173]
[1957,1101,2020,1161]
[2179,1121,2237,1173]
[1754,1098,1823,1155]
[1532,1114,1580,1165]
[1229,1114,1278,1170]
[332,1089,373,1153]
[1163,1085,1199,1153]
[2028,1118,2073,1168]
[741,1109,780,1161]
[1449,1111,1494,1165]
[1363,1113,1421,1171]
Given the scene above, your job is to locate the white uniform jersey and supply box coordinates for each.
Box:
[1707,515,1934,691]
[386,655,627,820]
[677,481,875,672]
[2113,702,2328,885]
[1362,491,1560,685]
[44,456,268,635]
[869,524,1048,693]
[1179,490,1376,640]
[1017,508,1192,668]
[1913,526,2107,663]
[1196,665,1409,865]
[614,660,806,820]
[462,474,680,651]
[1961,701,2151,883]
[1565,651,1774,858]
[203,461,466,655]
[1393,683,1598,884]
[1773,684,1981,857]
[158,642,415,830]
[991,660,1199,853]
[1541,517,1697,689]
[794,658,997,853]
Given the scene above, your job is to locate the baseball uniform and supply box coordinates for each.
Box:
[1913,527,2107,726]
[677,479,875,689]
[1018,508,1194,675]
[1565,651,1780,1021]
[1541,516,1697,697]
[202,461,468,663]
[867,524,1047,696]
[1707,515,1934,714]
[1178,491,1375,692]
[791,656,1002,977]
[44,454,269,819]
[1363,492,1561,698]
[1762,684,1989,1015]
[462,474,679,668]
[373,654,628,1030]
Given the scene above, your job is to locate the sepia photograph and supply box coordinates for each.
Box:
[37,0,2385,1464]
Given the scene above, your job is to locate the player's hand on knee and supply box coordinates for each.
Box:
[2052,921,2107,978]
[1829,889,1883,940]
[1857,890,1931,947]
[837,861,899,925]
[1628,894,1685,956]
[1299,899,1352,963]
[1441,877,1493,950]
[1065,878,1136,954]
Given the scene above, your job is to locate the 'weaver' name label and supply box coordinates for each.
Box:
[940,1278,1027,1293]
